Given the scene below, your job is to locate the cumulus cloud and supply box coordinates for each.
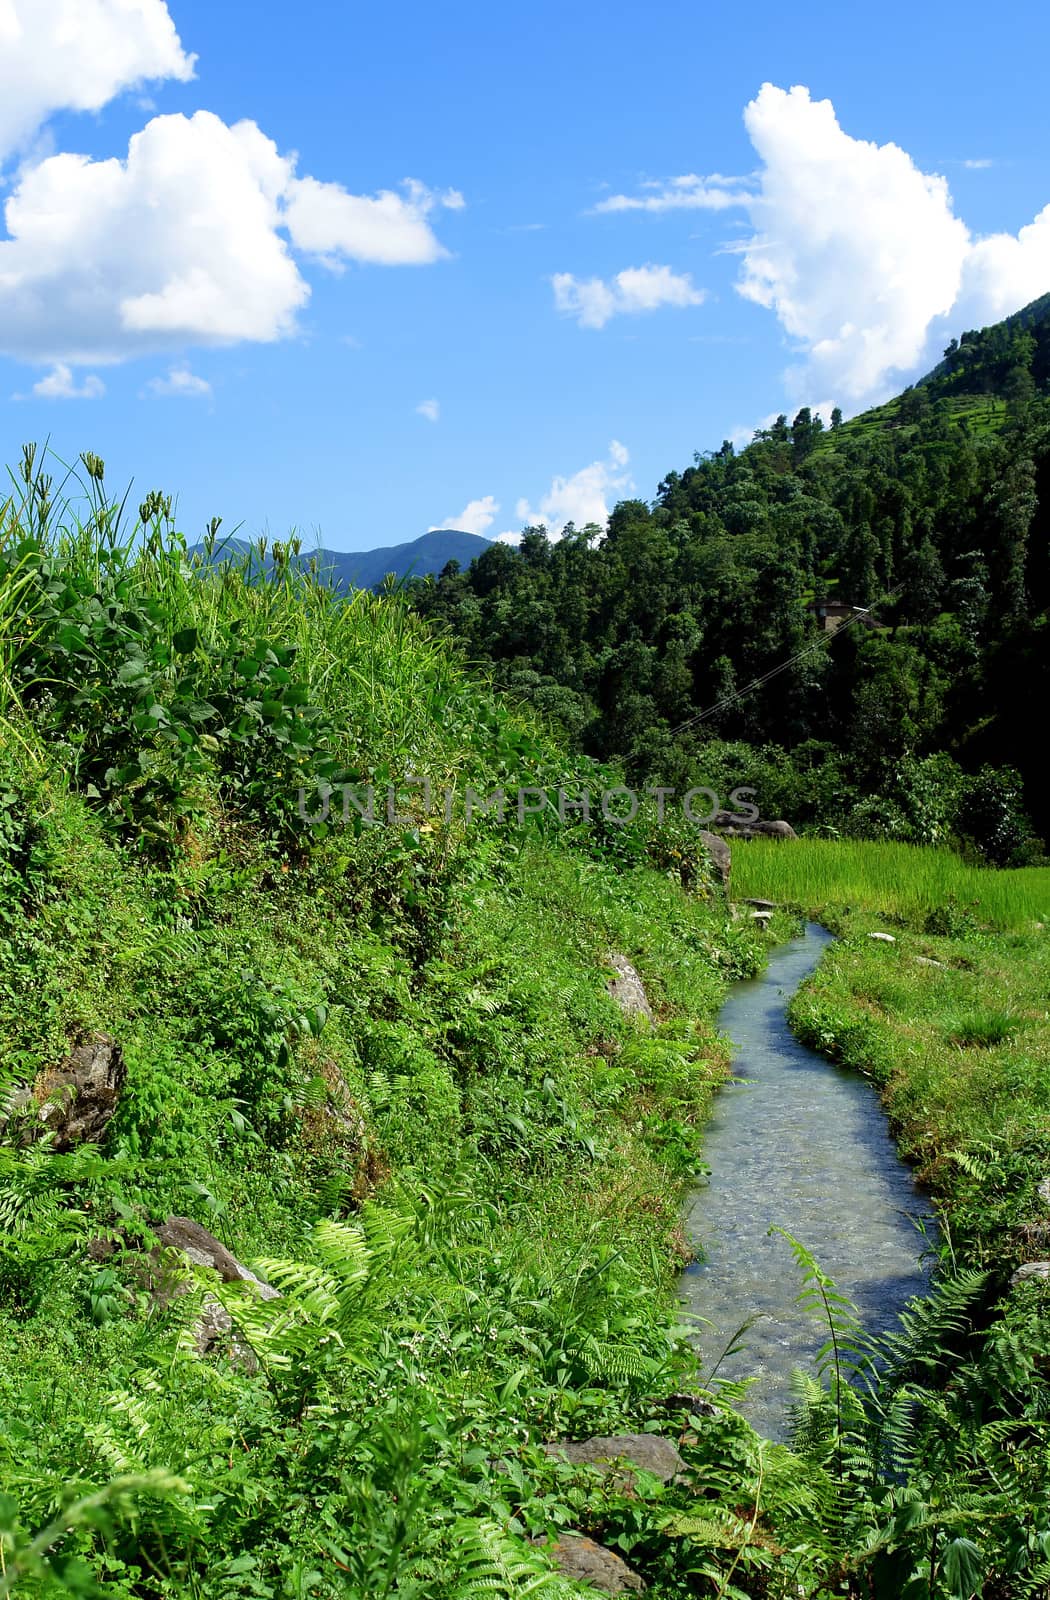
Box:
[429,495,499,537]
[552,264,705,329]
[284,177,463,268]
[0,0,195,161]
[416,398,440,422]
[0,111,462,365]
[23,363,105,399]
[593,86,1050,405]
[145,362,212,397]
[736,85,1050,403]
[512,441,633,538]
[956,204,1050,324]
[0,113,305,363]
[737,84,971,402]
[593,174,751,214]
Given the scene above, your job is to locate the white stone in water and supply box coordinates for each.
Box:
[868,932,896,943]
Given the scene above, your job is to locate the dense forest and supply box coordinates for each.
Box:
[409,296,1050,862]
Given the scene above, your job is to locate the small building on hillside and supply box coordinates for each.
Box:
[809,599,882,635]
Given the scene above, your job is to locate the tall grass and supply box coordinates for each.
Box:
[0,445,535,817]
[732,837,1050,931]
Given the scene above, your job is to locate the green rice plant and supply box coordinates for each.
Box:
[732,836,1050,931]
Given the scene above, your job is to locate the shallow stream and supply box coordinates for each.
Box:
[682,923,934,1440]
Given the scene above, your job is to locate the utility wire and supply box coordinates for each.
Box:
[669,584,903,739]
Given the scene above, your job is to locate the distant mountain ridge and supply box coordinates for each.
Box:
[198,528,492,590]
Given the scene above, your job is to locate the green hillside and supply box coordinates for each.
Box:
[408,296,1050,854]
[2,448,1050,1596]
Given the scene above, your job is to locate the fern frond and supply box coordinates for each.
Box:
[450,1520,578,1598]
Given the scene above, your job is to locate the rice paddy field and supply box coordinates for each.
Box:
[730,836,1050,931]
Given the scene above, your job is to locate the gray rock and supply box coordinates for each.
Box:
[146,1218,279,1364]
[743,899,776,911]
[606,956,653,1024]
[193,1296,235,1355]
[868,932,896,944]
[1037,1178,1050,1209]
[756,819,798,839]
[750,910,773,924]
[707,813,797,842]
[152,1216,281,1301]
[698,830,731,890]
[25,1034,125,1149]
[542,1535,645,1594]
[542,1433,686,1484]
[915,956,949,969]
[1011,1261,1050,1286]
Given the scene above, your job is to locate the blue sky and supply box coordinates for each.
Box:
[2,0,1049,550]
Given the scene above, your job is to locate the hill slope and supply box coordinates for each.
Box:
[408,296,1050,853]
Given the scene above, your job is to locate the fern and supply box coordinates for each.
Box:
[218,1208,418,1380]
[449,1521,579,1598]
[770,1226,877,1487]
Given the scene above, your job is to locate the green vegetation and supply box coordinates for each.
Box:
[777,888,1050,1598]
[731,837,1050,931]
[0,455,818,1599]
[789,907,1050,1250]
[408,295,1050,856]
[4,296,1050,1597]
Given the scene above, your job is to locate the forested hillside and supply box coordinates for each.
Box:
[409,298,1050,859]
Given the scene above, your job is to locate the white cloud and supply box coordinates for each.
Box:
[512,441,633,539]
[591,87,1050,405]
[430,495,499,537]
[593,174,751,214]
[0,111,462,365]
[737,84,970,403]
[416,397,440,422]
[0,0,195,161]
[284,177,463,268]
[25,362,105,399]
[552,264,705,329]
[956,204,1050,324]
[0,113,305,363]
[735,84,1050,404]
[145,362,212,397]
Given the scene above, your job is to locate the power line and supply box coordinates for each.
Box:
[669,585,903,739]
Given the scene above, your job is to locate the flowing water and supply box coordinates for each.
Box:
[682,923,935,1440]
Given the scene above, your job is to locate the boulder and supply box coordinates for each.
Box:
[755,819,798,839]
[606,956,653,1024]
[1039,1178,1050,1209]
[192,1297,235,1355]
[707,811,797,842]
[147,1217,280,1361]
[868,932,896,944]
[151,1216,281,1302]
[543,1535,645,1595]
[21,1034,125,1149]
[698,830,731,890]
[750,910,773,925]
[1011,1261,1050,1287]
[542,1433,686,1485]
[915,956,948,970]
